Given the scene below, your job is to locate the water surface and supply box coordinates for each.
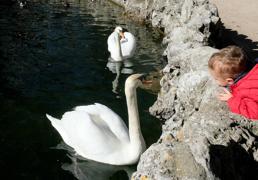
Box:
[0,0,164,179]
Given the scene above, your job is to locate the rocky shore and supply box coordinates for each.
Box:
[110,0,258,179]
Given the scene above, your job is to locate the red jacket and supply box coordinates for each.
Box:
[228,64,258,120]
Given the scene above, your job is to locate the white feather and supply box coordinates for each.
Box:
[107,31,136,61]
[46,74,146,165]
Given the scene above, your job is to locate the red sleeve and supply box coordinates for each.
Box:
[227,96,258,120]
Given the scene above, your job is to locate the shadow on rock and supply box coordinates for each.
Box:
[210,141,258,180]
[213,22,258,61]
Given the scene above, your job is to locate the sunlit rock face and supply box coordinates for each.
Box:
[111,0,258,180]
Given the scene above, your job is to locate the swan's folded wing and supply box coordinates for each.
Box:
[121,32,136,58]
[74,103,129,142]
[60,111,122,158]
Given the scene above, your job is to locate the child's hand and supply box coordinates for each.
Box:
[217,88,233,101]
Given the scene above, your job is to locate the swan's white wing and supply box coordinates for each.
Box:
[47,111,123,158]
[121,32,136,58]
[74,103,129,142]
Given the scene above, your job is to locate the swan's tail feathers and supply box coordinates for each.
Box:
[46,114,72,147]
[46,114,62,128]
[46,114,57,123]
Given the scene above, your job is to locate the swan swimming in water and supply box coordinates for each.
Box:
[107,26,136,61]
[46,74,146,165]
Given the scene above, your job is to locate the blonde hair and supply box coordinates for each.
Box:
[208,45,247,79]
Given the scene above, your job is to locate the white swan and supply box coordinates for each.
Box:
[107,26,136,61]
[46,74,146,165]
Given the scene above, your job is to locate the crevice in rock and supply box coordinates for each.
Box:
[210,141,258,180]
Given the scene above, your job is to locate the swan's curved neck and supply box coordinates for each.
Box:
[125,83,145,149]
[114,31,122,61]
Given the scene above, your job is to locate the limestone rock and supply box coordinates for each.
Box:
[111,0,258,179]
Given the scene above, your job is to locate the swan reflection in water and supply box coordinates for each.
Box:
[56,142,135,180]
[106,58,134,95]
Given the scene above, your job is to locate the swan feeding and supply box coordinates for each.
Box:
[107,26,136,61]
[46,74,146,165]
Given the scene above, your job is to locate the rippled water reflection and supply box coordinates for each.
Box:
[0,0,164,179]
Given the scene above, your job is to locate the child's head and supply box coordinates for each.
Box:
[208,45,247,86]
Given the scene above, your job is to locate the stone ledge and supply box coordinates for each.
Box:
[110,0,258,179]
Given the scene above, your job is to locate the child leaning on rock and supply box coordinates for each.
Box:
[208,45,258,120]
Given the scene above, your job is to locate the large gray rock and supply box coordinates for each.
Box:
[111,0,258,179]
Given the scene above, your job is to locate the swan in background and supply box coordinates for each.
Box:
[107,26,136,61]
[46,74,146,165]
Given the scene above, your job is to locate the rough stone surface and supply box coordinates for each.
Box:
[111,0,258,179]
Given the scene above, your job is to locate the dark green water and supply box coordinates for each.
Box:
[0,0,163,179]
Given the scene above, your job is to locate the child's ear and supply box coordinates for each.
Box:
[226,78,234,85]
